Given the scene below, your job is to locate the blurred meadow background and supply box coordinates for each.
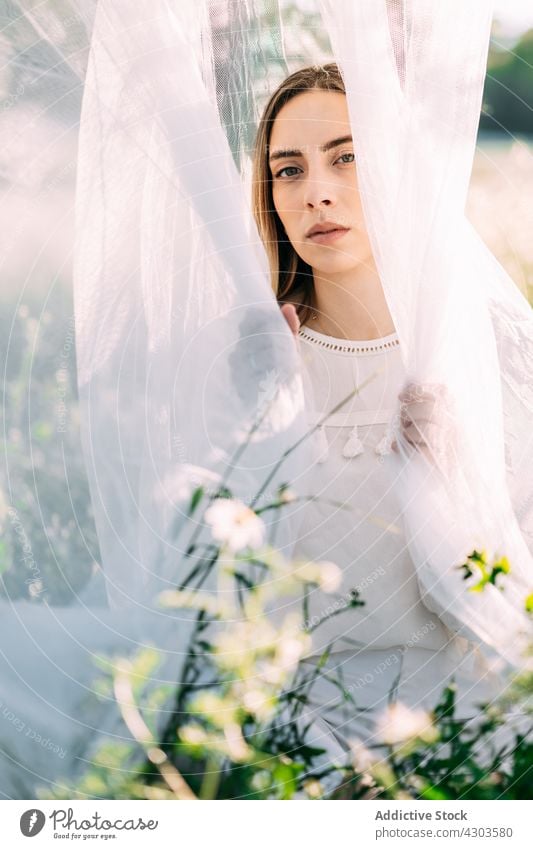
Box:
[0,1,532,600]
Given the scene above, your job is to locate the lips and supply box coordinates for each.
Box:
[306,224,350,244]
[306,221,350,239]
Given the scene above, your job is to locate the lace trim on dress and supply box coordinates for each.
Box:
[298,326,400,356]
[299,327,400,461]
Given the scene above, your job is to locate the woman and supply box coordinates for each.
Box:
[1,0,530,800]
[251,63,515,762]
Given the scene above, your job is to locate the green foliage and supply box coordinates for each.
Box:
[54,512,532,801]
[482,29,533,133]
[366,683,532,801]
[0,297,98,604]
[458,549,511,594]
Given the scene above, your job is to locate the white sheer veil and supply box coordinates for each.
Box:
[1,0,532,797]
[321,1,533,668]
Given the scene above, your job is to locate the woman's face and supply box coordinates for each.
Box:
[269,90,374,276]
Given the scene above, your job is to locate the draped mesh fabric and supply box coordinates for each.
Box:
[1,0,532,796]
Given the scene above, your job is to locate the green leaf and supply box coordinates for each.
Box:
[188,486,204,516]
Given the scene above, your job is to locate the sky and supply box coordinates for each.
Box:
[493,0,533,36]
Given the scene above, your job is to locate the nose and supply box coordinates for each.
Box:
[301,156,335,209]
[303,172,336,210]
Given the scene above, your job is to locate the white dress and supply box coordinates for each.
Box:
[284,324,513,771]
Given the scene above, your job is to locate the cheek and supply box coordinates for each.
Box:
[346,175,365,217]
[272,184,288,225]
[350,184,364,215]
[272,183,300,227]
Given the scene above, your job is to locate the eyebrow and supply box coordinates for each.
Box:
[268,135,353,164]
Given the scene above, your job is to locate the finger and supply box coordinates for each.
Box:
[400,411,440,430]
[280,303,300,337]
[398,383,450,404]
[405,420,447,451]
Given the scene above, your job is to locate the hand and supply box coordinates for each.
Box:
[280,303,300,337]
[229,305,300,405]
[392,381,457,470]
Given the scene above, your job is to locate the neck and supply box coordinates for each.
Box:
[308,258,396,341]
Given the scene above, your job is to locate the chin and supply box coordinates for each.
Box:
[302,251,361,276]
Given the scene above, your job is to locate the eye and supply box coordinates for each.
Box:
[273,152,355,180]
[274,165,302,179]
[336,152,355,165]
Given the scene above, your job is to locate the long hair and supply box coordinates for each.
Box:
[252,63,345,327]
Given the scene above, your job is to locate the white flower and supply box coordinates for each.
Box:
[204,497,265,552]
[292,558,342,591]
[317,560,342,593]
[375,702,438,746]
[276,635,308,670]
[211,619,279,672]
[303,779,323,798]
[349,738,378,772]
[250,770,271,792]
[223,722,252,762]
[179,724,207,745]
[258,660,286,686]
[279,487,297,504]
[242,688,276,722]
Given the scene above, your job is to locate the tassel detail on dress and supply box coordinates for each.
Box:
[375,424,394,456]
[315,425,329,462]
[342,424,364,458]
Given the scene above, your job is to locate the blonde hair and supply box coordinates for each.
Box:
[252,62,345,326]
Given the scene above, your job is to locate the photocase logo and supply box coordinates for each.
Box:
[20,809,45,836]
